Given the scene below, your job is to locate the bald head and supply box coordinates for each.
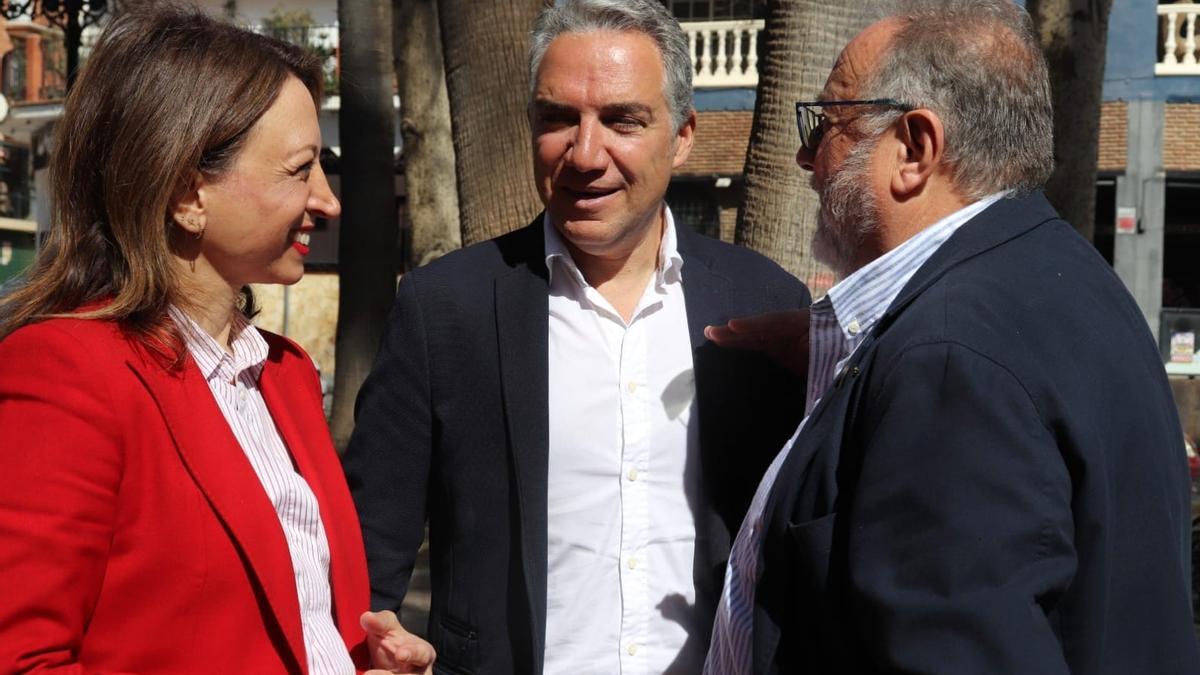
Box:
[827,19,899,98]
[850,0,1053,199]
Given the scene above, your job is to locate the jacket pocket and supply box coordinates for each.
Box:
[782,512,845,671]
[786,511,837,591]
[432,613,478,675]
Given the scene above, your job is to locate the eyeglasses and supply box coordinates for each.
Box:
[795,99,914,151]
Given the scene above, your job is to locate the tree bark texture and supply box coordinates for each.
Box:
[1027,0,1114,243]
[330,0,398,451]
[395,0,461,269]
[736,0,874,295]
[438,0,546,245]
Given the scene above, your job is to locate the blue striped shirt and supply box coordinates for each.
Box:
[704,193,1005,674]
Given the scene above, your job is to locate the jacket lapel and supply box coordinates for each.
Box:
[494,222,551,671]
[128,353,308,673]
[259,348,368,659]
[676,226,732,349]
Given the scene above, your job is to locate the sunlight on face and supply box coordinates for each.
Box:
[197,76,341,291]
[530,30,693,261]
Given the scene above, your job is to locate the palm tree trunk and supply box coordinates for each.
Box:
[395,0,461,268]
[330,0,398,451]
[736,0,874,295]
[438,0,545,245]
[1028,0,1114,242]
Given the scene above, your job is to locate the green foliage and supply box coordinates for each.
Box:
[261,6,339,95]
[262,7,317,35]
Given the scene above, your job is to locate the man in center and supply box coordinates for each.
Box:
[342,1,810,673]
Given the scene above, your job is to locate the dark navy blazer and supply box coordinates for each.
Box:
[343,216,810,675]
[751,193,1200,674]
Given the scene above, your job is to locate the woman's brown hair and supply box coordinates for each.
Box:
[0,2,323,364]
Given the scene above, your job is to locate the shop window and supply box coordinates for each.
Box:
[1092,177,1116,266]
[1163,179,1200,309]
[666,183,720,239]
[0,142,30,220]
[40,35,66,101]
[2,36,25,103]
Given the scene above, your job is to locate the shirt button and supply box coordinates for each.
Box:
[627,467,639,481]
[847,319,861,335]
[628,557,638,570]
[627,643,639,656]
[626,381,638,394]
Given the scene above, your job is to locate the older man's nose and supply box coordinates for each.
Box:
[796,144,815,172]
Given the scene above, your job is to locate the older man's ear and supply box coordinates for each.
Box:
[889,108,946,198]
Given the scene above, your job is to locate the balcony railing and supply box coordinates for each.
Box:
[69,20,759,97]
[1158,3,1200,75]
[682,19,763,88]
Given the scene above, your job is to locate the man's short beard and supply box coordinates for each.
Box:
[812,134,881,280]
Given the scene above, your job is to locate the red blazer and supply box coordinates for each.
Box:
[0,317,370,674]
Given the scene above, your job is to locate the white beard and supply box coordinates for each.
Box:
[811,135,881,280]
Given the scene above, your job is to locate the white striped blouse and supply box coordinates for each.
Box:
[169,307,354,675]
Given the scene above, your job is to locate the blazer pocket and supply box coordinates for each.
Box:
[786,511,837,591]
[432,614,479,675]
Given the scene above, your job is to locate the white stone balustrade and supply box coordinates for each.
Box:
[1159,4,1200,74]
[82,19,766,91]
[682,19,763,88]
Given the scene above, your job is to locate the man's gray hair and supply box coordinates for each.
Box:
[529,0,695,133]
[857,0,1054,200]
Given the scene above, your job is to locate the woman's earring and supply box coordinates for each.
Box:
[186,215,204,240]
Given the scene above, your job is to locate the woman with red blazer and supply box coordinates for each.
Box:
[0,5,431,674]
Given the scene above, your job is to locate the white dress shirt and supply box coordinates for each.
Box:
[704,193,1006,674]
[543,207,706,674]
[169,307,353,675]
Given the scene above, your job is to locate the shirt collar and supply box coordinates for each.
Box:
[543,204,685,290]
[168,305,268,382]
[824,191,1007,343]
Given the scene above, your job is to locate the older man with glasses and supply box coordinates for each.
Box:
[704,0,1200,673]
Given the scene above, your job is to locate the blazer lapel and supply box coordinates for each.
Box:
[128,355,308,674]
[675,226,751,648]
[677,226,732,349]
[494,224,551,670]
[259,350,368,655]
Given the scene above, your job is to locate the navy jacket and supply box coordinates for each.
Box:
[751,193,1200,674]
[343,216,810,675]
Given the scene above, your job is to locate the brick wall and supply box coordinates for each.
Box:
[679,110,753,176]
[681,102,1195,177]
[1165,103,1200,171]
[1098,101,1128,172]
